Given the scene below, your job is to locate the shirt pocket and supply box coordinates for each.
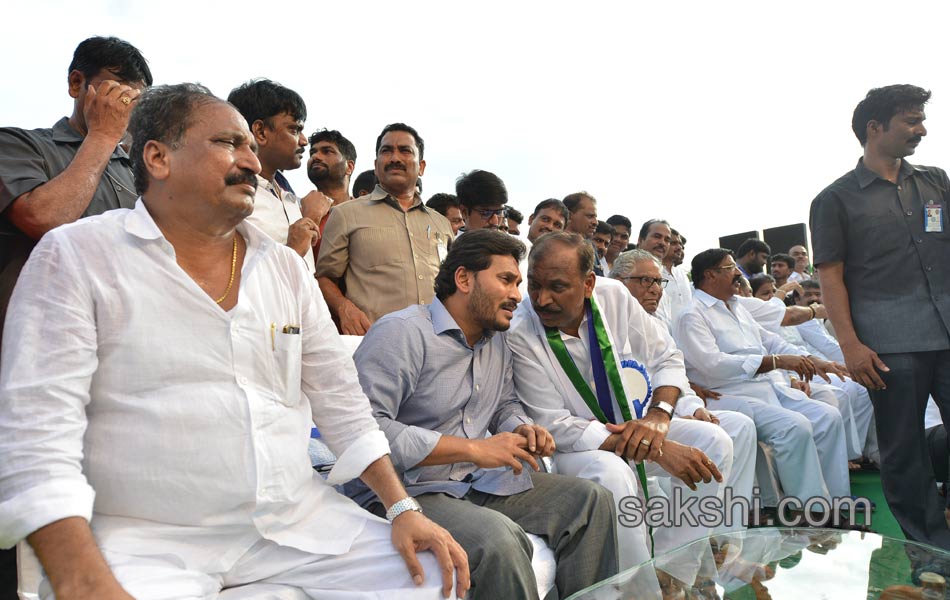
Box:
[351,226,406,269]
[273,331,302,407]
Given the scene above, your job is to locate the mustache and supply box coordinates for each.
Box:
[385,162,406,172]
[500,301,518,312]
[224,169,258,188]
[909,136,922,144]
[732,274,743,285]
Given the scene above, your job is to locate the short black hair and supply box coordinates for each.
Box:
[376,123,424,160]
[69,36,152,87]
[456,170,508,208]
[529,231,595,277]
[638,219,670,241]
[352,169,377,196]
[562,192,596,213]
[749,273,776,296]
[309,129,356,163]
[770,253,796,270]
[691,248,734,288]
[531,199,569,222]
[671,228,687,246]
[595,220,615,237]
[801,279,821,290]
[434,229,524,301]
[426,193,459,216]
[737,238,771,258]
[505,207,524,224]
[227,79,307,128]
[606,214,632,231]
[852,84,931,146]
[129,83,221,194]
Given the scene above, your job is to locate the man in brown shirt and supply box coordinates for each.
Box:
[316,123,453,334]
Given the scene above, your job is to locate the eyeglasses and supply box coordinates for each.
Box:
[474,208,506,219]
[712,264,739,272]
[619,276,669,289]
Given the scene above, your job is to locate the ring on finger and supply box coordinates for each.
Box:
[120,96,132,105]
[639,439,651,447]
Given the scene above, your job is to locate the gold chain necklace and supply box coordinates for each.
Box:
[215,235,238,304]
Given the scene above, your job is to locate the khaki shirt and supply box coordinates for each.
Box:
[316,185,453,322]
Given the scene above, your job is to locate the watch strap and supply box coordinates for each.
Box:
[386,497,423,522]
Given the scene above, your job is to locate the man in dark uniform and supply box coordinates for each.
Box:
[0,36,151,596]
[810,84,950,548]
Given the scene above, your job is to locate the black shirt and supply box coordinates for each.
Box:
[810,158,950,354]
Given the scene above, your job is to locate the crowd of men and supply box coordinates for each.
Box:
[0,36,948,600]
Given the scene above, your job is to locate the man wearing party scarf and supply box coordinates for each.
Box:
[507,232,736,570]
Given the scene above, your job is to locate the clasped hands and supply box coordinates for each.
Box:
[603,412,723,491]
[471,424,556,474]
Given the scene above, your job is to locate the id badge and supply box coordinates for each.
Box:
[925,202,944,233]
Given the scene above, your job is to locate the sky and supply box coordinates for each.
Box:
[5,0,950,264]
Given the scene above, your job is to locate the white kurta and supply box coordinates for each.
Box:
[246,174,315,275]
[673,290,850,499]
[656,264,693,328]
[507,277,734,569]
[0,200,442,598]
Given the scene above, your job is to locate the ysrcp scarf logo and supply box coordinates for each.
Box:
[620,359,652,419]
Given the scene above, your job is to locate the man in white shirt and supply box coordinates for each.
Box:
[788,245,810,282]
[507,233,736,571]
[674,248,852,508]
[637,219,691,327]
[0,84,467,600]
[228,79,335,275]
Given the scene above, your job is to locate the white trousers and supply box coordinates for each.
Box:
[821,375,875,460]
[40,518,446,600]
[708,393,831,504]
[553,418,733,571]
[710,411,757,533]
[775,386,851,499]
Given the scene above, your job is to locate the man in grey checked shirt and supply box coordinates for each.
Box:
[346,229,618,600]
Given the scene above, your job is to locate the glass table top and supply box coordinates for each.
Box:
[567,528,950,600]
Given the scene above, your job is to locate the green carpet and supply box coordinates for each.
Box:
[850,470,905,540]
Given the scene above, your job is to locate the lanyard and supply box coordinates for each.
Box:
[545,297,654,554]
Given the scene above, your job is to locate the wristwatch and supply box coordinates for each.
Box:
[648,400,675,420]
[386,497,423,522]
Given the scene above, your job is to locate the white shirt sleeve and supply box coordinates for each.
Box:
[673,309,763,388]
[0,233,98,547]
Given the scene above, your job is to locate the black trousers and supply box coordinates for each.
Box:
[871,350,950,548]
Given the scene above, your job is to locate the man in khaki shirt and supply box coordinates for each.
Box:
[316,123,453,334]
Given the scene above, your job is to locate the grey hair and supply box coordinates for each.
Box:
[609,249,661,279]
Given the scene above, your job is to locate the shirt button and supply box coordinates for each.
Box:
[906,210,914,216]
[898,186,902,191]
[418,275,424,280]
[475,384,480,391]
[927,266,934,272]
[466,417,472,424]
[917,238,923,243]
[239,376,249,385]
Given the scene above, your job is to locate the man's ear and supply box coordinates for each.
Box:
[67,70,86,99]
[418,159,426,177]
[345,159,355,177]
[454,266,473,294]
[142,140,171,183]
[583,270,597,298]
[251,119,269,145]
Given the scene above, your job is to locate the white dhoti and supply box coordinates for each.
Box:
[707,394,831,505]
[709,411,757,533]
[553,418,732,571]
[40,517,447,600]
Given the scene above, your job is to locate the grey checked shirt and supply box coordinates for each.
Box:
[345,298,533,507]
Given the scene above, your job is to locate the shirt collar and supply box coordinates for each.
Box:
[124,197,273,255]
[428,297,495,345]
[366,184,428,212]
[855,157,917,189]
[694,288,724,308]
[51,116,129,159]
